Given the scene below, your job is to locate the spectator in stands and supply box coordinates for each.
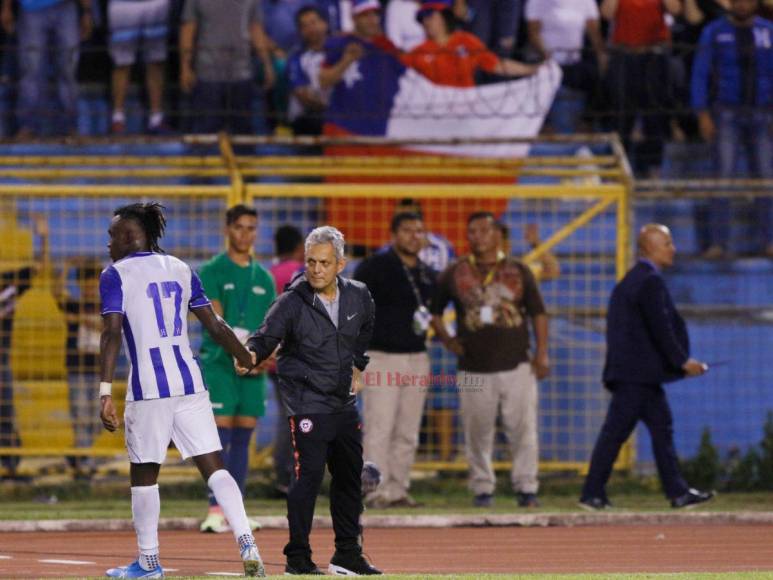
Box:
[671,0,730,140]
[385,0,425,51]
[318,0,345,34]
[0,214,47,479]
[59,260,102,480]
[496,221,561,282]
[318,0,404,135]
[691,0,773,258]
[525,0,608,134]
[402,0,537,88]
[1,0,92,137]
[454,0,521,59]
[108,0,170,134]
[354,211,436,509]
[430,211,549,509]
[601,0,683,176]
[684,0,730,29]
[268,224,304,497]
[263,0,313,56]
[286,5,331,136]
[262,0,317,131]
[179,0,274,134]
[579,224,714,510]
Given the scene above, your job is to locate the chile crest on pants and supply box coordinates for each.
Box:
[299,418,314,433]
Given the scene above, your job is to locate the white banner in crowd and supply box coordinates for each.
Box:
[386,60,563,157]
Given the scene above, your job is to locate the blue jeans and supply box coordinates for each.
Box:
[17,1,79,134]
[547,85,586,135]
[465,0,520,58]
[705,108,773,252]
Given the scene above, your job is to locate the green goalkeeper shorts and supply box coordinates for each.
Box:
[203,361,267,418]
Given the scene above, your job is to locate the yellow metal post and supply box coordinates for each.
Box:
[218,132,245,207]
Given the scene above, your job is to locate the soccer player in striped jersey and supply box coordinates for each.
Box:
[98,203,265,579]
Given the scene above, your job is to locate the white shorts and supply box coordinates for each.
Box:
[124,391,222,464]
[109,0,170,66]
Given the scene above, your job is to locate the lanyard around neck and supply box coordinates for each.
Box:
[468,250,506,287]
[398,255,426,308]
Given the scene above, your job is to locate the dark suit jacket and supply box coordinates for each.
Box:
[603,260,690,388]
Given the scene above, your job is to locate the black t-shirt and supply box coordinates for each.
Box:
[64,299,101,372]
[430,256,546,373]
[353,248,436,353]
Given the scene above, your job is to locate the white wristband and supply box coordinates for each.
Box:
[99,382,112,398]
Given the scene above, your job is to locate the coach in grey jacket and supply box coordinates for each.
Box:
[243,226,381,576]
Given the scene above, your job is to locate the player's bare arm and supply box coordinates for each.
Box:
[99,312,123,432]
[192,304,255,373]
[319,43,365,89]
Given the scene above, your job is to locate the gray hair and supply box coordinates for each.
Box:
[305,226,346,261]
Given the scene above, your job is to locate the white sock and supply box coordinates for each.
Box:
[112,110,125,123]
[139,553,160,571]
[131,484,160,571]
[207,469,253,542]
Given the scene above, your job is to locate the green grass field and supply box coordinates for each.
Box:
[2,470,772,520]
[1,491,772,521]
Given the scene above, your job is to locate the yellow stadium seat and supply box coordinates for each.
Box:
[10,284,72,452]
[0,223,34,274]
[11,285,67,380]
[13,380,74,449]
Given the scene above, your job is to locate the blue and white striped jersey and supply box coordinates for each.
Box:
[100,252,211,402]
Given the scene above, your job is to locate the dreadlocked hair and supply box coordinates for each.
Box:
[114,202,167,253]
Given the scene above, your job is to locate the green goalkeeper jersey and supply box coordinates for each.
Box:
[198,252,276,368]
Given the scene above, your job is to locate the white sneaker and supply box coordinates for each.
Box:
[200,512,229,533]
[240,545,265,577]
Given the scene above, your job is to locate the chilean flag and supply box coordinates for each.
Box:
[322,35,562,157]
[321,36,562,248]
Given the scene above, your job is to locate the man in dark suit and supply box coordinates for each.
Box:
[579,224,714,510]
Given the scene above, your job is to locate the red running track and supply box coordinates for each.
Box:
[1,525,773,577]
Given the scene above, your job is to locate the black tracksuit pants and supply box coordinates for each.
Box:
[284,407,363,560]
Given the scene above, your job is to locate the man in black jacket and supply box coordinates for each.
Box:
[579,224,714,510]
[241,225,381,576]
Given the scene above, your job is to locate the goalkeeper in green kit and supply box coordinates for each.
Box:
[199,205,276,533]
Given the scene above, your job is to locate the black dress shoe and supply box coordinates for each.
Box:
[671,488,714,509]
[578,496,613,511]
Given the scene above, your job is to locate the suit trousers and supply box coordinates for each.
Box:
[581,382,689,500]
[284,408,363,559]
[362,350,429,502]
[459,362,539,495]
